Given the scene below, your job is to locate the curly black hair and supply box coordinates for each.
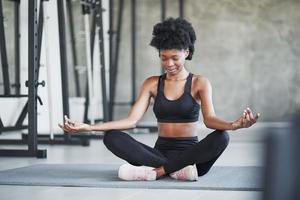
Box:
[149,17,196,60]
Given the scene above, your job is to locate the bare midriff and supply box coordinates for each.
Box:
[158,122,198,137]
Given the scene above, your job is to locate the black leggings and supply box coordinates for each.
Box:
[103,130,229,176]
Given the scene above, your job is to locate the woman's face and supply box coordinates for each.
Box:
[160,49,189,75]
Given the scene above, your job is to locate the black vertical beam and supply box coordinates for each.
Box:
[88,4,98,120]
[57,0,70,140]
[83,80,89,123]
[90,6,96,63]
[81,1,91,123]
[0,0,11,95]
[14,0,20,95]
[36,1,44,76]
[66,0,81,97]
[57,0,70,118]
[179,0,184,18]
[161,0,166,21]
[17,0,43,135]
[96,0,108,122]
[108,0,114,120]
[109,0,124,119]
[27,0,38,153]
[160,0,166,74]
[131,0,136,105]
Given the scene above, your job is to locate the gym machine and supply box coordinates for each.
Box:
[0,0,47,158]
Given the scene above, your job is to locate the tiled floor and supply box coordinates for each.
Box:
[0,123,273,200]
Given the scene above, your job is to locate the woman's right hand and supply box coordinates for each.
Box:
[58,115,91,133]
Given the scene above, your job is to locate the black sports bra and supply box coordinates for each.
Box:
[153,73,200,123]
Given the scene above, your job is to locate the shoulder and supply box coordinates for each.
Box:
[192,74,212,90]
[139,76,160,97]
[144,76,160,84]
[140,76,161,94]
[142,76,160,87]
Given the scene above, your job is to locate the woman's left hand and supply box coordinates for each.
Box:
[232,107,260,130]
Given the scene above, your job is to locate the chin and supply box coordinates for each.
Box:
[170,71,178,75]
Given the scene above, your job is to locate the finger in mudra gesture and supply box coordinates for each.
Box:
[58,115,91,133]
[232,107,260,130]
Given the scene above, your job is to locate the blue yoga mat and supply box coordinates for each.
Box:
[0,164,264,191]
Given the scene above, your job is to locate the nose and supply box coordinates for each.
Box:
[166,59,174,67]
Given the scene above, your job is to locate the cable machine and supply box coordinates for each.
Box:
[0,0,186,157]
[0,0,46,158]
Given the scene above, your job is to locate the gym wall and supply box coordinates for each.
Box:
[1,0,300,123]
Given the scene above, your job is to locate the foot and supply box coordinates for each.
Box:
[170,165,198,181]
[118,163,157,181]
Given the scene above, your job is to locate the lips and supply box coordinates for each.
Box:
[166,68,176,73]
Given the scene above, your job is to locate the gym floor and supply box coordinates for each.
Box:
[0,123,274,200]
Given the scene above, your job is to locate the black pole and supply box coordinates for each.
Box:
[179,0,184,18]
[27,0,38,153]
[109,0,124,119]
[96,0,109,122]
[83,82,90,123]
[66,0,81,97]
[90,5,97,63]
[36,1,44,76]
[160,0,166,74]
[0,0,11,95]
[57,0,70,133]
[161,0,166,21]
[88,4,97,125]
[81,1,91,123]
[108,0,114,120]
[14,0,20,95]
[131,0,136,105]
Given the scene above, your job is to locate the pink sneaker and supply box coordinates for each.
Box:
[118,163,157,181]
[170,165,198,181]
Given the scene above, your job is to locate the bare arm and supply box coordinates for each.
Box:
[59,77,154,132]
[198,77,259,130]
[90,79,152,131]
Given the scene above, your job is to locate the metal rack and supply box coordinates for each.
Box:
[0,0,47,158]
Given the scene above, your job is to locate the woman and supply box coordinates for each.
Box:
[59,18,259,181]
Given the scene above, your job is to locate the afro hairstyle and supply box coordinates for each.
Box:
[149,17,196,60]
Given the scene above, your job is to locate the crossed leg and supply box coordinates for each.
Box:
[103,130,167,168]
[103,130,229,179]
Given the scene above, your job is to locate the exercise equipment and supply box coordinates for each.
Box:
[82,1,96,124]
[81,0,109,124]
[0,0,46,158]
[66,0,81,97]
[0,0,93,157]
[22,0,89,146]
[0,0,10,95]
